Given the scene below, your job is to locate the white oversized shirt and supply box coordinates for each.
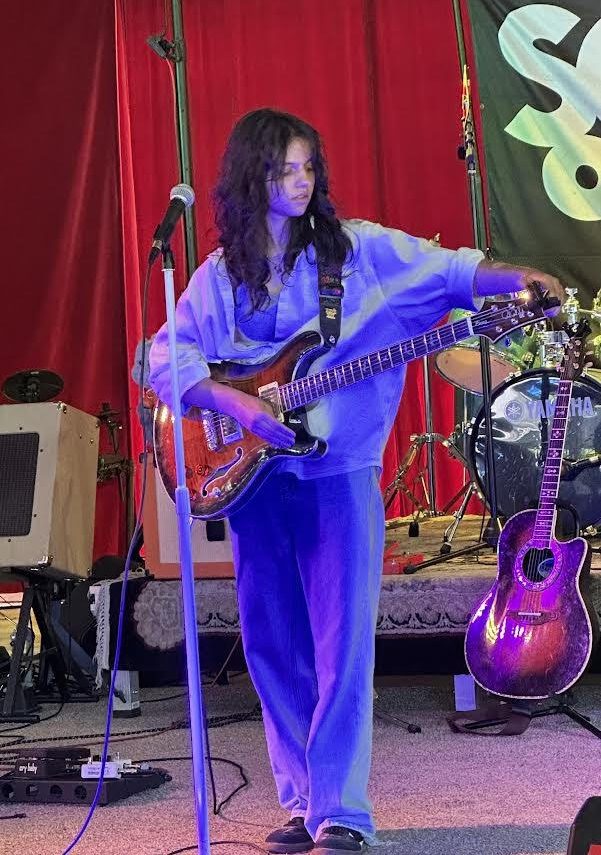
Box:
[148,219,484,479]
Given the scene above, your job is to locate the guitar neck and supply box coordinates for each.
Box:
[533,377,573,547]
[279,316,473,412]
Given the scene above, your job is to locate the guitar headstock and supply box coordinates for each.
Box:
[559,319,591,382]
[471,283,562,343]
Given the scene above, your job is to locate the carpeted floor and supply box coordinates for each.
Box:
[1,677,600,855]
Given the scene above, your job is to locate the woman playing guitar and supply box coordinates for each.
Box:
[148,108,564,855]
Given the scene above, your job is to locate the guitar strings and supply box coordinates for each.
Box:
[276,300,545,409]
[524,375,572,612]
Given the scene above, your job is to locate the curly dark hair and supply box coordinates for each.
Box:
[213,108,353,312]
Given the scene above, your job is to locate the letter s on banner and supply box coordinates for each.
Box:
[498,3,601,222]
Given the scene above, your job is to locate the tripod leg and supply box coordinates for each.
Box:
[1,586,38,720]
[441,482,477,554]
[530,699,601,739]
[441,482,471,516]
[382,437,428,515]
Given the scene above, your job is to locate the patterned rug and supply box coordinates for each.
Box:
[90,516,601,682]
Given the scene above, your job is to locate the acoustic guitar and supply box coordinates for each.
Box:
[465,320,598,699]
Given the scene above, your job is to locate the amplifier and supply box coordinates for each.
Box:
[0,403,99,578]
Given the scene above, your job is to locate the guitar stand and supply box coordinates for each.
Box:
[529,693,601,740]
[451,691,601,740]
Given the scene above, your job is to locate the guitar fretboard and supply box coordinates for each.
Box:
[278,318,473,411]
[532,379,573,548]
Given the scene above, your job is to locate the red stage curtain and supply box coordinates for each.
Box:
[117,0,479,517]
[2,3,129,559]
[0,1,486,580]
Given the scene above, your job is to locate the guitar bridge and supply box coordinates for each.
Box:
[507,610,558,625]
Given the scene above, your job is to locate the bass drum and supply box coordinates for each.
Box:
[469,369,601,530]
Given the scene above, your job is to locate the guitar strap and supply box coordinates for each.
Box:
[317,256,344,348]
[447,700,532,736]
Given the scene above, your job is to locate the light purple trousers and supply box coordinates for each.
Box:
[228,466,384,841]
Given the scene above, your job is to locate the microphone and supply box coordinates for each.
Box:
[148,183,195,265]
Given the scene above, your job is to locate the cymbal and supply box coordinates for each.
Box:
[2,369,64,403]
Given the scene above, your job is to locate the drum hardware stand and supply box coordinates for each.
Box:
[383,357,445,531]
[422,353,438,516]
[382,431,432,522]
[384,421,484,544]
[383,361,479,535]
[440,480,480,554]
[457,51,501,551]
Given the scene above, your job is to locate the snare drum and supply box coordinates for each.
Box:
[434,308,538,394]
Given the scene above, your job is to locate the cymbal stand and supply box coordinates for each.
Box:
[383,407,478,534]
[384,227,464,526]
[383,356,448,527]
[382,431,431,519]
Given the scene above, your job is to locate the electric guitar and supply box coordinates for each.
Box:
[153,287,558,520]
[465,319,598,699]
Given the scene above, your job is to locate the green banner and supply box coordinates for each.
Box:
[467,0,601,306]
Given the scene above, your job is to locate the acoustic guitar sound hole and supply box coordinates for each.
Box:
[522,548,555,583]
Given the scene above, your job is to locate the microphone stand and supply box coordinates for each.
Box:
[161,244,211,854]
[405,10,499,574]
[463,75,501,549]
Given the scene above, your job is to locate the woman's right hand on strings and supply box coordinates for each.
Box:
[184,378,296,448]
[229,390,297,448]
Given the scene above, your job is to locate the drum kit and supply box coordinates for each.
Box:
[384,287,601,545]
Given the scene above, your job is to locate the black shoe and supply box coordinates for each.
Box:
[313,825,364,853]
[265,817,314,853]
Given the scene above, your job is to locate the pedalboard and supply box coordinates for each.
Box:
[1,746,170,805]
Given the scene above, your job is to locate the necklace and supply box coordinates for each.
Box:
[267,254,285,276]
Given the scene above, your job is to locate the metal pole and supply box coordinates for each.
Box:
[451,0,487,242]
[451,0,500,543]
[163,247,211,855]
[171,0,198,278]
[422,355,438,515]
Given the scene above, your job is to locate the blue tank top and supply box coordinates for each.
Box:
[234,286,279,342]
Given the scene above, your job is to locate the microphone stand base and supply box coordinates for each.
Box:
[403,538,496,575]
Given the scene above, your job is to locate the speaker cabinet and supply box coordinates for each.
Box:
[0,403,99,578]
[567,797,601,855]
[142,457,234,579]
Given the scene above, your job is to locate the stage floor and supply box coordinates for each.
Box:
[1,677,600,855]
[383,512,601,572]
